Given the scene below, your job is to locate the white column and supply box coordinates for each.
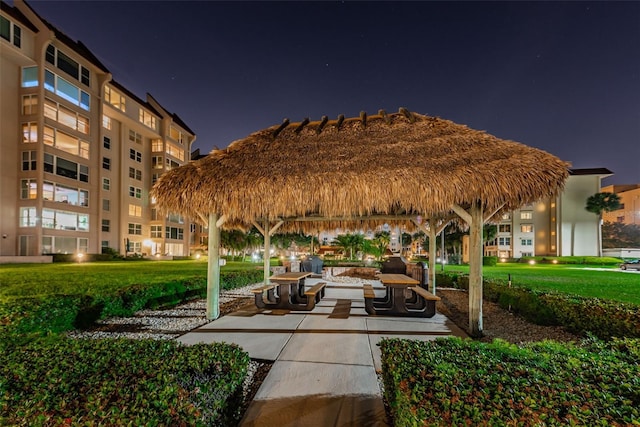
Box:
[206,213,221,320]
[468,203,484,337]
[263,219,271,285]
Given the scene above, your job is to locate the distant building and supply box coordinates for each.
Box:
[1,0,195,258]
[479,168,612,260]
[601,184,640,226]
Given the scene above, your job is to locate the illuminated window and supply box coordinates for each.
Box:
[152,139,163,152]
[42,208,89,231]
[20,179,37,199]
[152,156,164,169]
[44,98,90,134]
[22,122,38,143]
[104,86,125,112]
[521,224,533,233]
[22,95,38,115]
[520,211,533,220]
[43,126,89,159]
[165,141,184,161]
[169,126,184,143]
[103,115,112,129]
[19,207,37,227]
[128,204,142,217]
[139,109,157,129]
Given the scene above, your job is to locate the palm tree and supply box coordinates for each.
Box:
[331,233,365,260]
[586,192,621,257]
[372,231,391,261]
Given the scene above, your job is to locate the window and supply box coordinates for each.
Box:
[167,213,184,224]
[103,136,111,150]
[22,66,38,88]
[129,149,142,162]
[102,199,110,211]
[165,158,180,170]
[44,98,90,134]
[152,139,162,152]
[101,240,110,249]
[43,125,90,159]
[102,177,110,190]
[152,173,160,184]
[165,141,184,161]
[498,224,511,233]
[165,226,184,240]
[501,213,511,220]
[128,223,142,235]
[101,219,110,232]
[129,167,142,181]
[520,211,533,220]
[103,115,112,130]
[139,109,157,129]
[44,154,89,183]
[45,45,90,86]
[21,179,37,199]
[42,181,88,206]
[152,156,164,169]
[521,224,533,233]
[104,86,125,112]
[42,208,89,231]
[498,237,511,246]
[44,69,90,110]
[22,95,38,115]
[1,16,21,47]
[151,208,158,221]
[129,204,142,217]
[19,207,37,227]
[129,186,142,199]
[22,151,37,171]
[617,216,625,223]
[169,125,185,143]
[151,225,163,238]
[102,157,110,170]
[22,122,38,143]
[128,130,142,144]
[521,239,533,246]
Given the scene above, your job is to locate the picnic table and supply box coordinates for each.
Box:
[252,272,326,311]
[364,273,440,317]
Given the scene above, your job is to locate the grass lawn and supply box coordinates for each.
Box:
[0,259,264,302]
[443,263,640,305]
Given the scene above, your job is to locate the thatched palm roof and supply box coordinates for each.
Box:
[153,109,569,230]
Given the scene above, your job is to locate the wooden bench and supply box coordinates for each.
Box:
[300,281,326,310]
[251,284,276,309]
[407,286,440,317]
[363,283,377,315]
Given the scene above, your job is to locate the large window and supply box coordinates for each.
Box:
[43,125,89,159]
[44,153,89,183]
[104,86,125,112]
[151,139,163,152]
[128,223,142,235]
[165,158,180,170]
[520,224,533,233]
[42,208,89,231]
[165,141,184,161]
[139,109,157,130]
[42,236,88,254]
[45,44,90,86]
[165,226,184,240]
[42,181,88,207]
[44,69,90,110]
[44,98,89,134]
[169,125,185,144]
[152,156,163,169]
[128,204,142,217]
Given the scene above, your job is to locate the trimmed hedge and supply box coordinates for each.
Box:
[439,273,640,339]
[381,337,640,427]
[0,335,250,426]
[0,269,263,336]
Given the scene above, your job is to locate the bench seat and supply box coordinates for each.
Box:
[252,284,277,308]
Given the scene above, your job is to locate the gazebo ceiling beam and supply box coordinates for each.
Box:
[267,214,432,223]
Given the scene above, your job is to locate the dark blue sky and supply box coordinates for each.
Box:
[28,1,639,184]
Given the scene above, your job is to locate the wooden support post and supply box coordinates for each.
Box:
[428,225,437,294]
[468,203,484,337]
[263,219,271,285]
[206,213,221,320]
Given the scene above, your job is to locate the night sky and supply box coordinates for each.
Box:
[26,1,639,184]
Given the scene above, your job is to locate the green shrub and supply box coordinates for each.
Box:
[380,337,640,427]
[482,256,498,266]
[0,336,249,426]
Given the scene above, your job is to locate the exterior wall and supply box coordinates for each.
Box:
[1,1,194,258]
[601,184,640,226]
[557,174,602,256]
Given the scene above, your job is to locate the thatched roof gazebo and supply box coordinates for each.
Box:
[153,109,569,337]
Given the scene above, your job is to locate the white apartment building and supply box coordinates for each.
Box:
[483,168,612,259]
[1,0,195,258]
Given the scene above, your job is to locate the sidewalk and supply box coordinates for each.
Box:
[178,278,467,426]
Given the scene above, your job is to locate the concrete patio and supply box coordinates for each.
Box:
[178,278,467,426]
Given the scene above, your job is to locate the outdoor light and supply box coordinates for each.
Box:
[76,253,84,263]
[195,253,201,260]
[155,253,161,258]
[552,259,558,264]
[529,260,536,265]
[500,258,507,263]
[143,239,152,247]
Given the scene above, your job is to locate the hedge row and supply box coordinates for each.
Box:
[0,269,264,336]
[381,337,640,426]
[436,273,640,339]
[1,336,250,426]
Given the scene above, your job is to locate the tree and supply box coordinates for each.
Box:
[586,192,622,257]
[331,233,365,260]
[371,231,391,261]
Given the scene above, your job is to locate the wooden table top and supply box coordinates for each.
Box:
[270,272,313,281]
[378,273,420,286]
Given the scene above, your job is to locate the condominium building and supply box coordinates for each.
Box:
[482,168,612,259]
[1,0,194,258]
[601,184,640,226]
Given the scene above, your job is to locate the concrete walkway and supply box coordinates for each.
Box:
[178,278,467,426]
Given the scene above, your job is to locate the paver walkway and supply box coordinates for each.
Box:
[178,278,467,426]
